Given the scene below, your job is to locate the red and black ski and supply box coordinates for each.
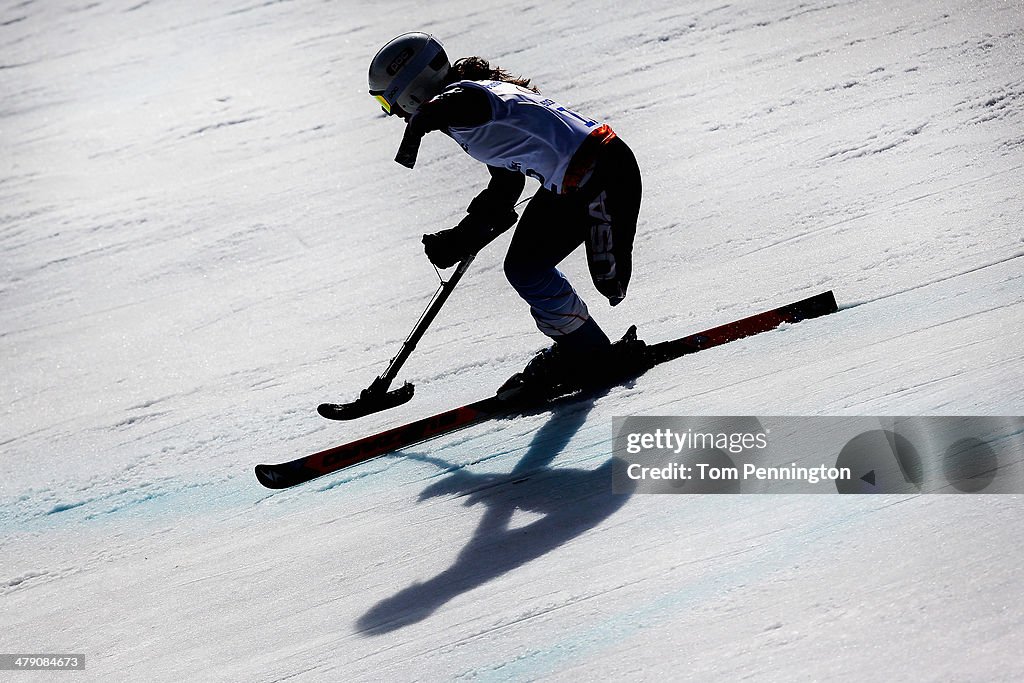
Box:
[254,290,837,489]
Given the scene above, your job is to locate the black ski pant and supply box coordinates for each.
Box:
[503,136,642,337]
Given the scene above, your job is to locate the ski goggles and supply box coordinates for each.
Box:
[370,91,394,115]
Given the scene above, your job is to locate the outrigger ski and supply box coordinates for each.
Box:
[317,255,477,422]
[255,291,838,489]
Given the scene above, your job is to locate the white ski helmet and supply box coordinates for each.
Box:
[368,32,450,116]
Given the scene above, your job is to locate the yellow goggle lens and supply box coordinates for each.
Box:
[372,94,392,114]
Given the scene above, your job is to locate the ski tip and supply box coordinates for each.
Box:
[254,464,289,489]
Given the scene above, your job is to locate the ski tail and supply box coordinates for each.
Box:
[647,291,837,363]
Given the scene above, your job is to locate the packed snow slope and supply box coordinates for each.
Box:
[3,0,1023,680]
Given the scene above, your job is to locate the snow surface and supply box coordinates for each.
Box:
[2,0,1023,680]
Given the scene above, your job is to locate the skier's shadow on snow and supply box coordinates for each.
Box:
[355,394,636,636]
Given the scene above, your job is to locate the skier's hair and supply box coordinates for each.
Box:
[449,56,540,93]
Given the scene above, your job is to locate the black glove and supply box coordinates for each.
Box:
[422,227,471,269]
[422,197,519,268]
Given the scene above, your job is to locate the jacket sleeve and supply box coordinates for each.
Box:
[469,165,525,217]
[423,166,522,268]
[394,87,492,168]
[449,164,523,257]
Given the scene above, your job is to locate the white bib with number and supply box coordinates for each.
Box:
[444,80,600,193]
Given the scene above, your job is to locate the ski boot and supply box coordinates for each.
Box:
[497,319,649,402]
[497,317,610,401]
[604,324,650,382]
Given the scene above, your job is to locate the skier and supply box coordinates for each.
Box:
[368,32,643,394]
